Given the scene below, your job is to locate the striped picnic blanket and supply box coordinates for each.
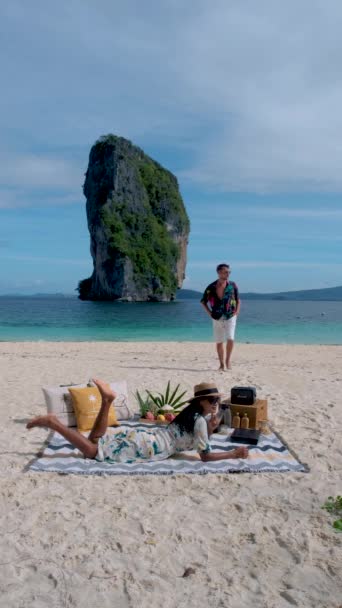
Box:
[28,421,308,476]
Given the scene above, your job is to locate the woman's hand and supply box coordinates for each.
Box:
[231,446,248,459]
[200,444,249,462]
[207,413,220,435]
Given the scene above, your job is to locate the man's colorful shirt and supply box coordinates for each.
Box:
[201,281,239,320]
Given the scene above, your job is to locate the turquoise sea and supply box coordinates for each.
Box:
[0,296,341,343]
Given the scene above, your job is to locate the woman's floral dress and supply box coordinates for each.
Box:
[96,415,211,463]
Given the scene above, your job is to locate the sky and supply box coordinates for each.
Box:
[1,0,342,295]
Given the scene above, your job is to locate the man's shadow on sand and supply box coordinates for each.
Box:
[116,365,218,372]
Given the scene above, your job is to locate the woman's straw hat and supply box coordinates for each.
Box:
[188,382,223,402]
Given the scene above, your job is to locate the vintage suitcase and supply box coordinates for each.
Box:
[225,399,268,430]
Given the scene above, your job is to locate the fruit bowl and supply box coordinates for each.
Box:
[139,417,168,424]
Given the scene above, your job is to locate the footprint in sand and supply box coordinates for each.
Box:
[271,526,301,565]
[279,590,298,606]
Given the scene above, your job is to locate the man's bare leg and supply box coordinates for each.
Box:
[88,379,116,444]
[26,414,98,459]
[225,339,234,369]
[216,343,225,371]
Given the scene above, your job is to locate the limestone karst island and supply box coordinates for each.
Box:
[78,135,190,301]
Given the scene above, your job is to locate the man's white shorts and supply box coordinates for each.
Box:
[213,316,237,343]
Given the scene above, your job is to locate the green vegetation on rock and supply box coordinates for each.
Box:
[101,201,180,295]
[138,160,189,232]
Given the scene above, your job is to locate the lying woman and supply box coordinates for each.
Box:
[27,380,248,463]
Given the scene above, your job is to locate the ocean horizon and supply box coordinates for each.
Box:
[0,296,341,344]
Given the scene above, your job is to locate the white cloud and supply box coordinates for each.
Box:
[190,229,342,242]
[194,205,342,220]
[0,154,82,190]
[243,207,342,219]
[0,186,83,209]
[187,260,342,270]
[2,0,342,201]
[0,149,84,208]
[2,254,91,266]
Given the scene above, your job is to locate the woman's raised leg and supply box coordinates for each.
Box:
[87,379,116,444]
[26,414,98,459]
[26,378,116,459]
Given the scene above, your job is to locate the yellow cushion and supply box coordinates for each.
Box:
[68,387,118,432]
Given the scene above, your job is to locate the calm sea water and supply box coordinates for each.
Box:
[0,296,341,343]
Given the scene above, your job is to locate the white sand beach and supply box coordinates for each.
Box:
[0,342,341,608]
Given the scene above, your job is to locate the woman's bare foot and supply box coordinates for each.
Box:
[92,378,116,403]
[218,364,224,372]
[26,414,58,430]
[232,446,248,459]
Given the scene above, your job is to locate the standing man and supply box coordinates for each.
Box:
[201,263,240,371]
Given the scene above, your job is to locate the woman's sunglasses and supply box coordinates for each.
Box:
[206,396,220,405]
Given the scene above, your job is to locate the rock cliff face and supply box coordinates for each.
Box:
[78,135,190,301]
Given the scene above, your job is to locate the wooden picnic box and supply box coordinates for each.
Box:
[222,398,268,430]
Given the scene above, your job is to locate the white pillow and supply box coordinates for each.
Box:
[42,380,135,427]
[42,383,85,427]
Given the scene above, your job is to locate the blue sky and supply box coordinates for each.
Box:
[1,0,342,295]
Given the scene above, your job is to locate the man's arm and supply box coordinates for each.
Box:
[201,301,213,318]
[235,283,241,316]
[200,286,213,318]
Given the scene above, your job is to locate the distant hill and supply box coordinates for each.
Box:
[177,289,203,299]
[178,286,342,301]
[241,285,342,301]
[0,293,75,298]
[1,286,342,301]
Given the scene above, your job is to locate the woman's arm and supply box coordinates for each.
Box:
[200,446,248,461]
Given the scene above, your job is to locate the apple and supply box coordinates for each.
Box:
[165,413,175,422]
[145,411,155,421]
[156,414,166,422]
